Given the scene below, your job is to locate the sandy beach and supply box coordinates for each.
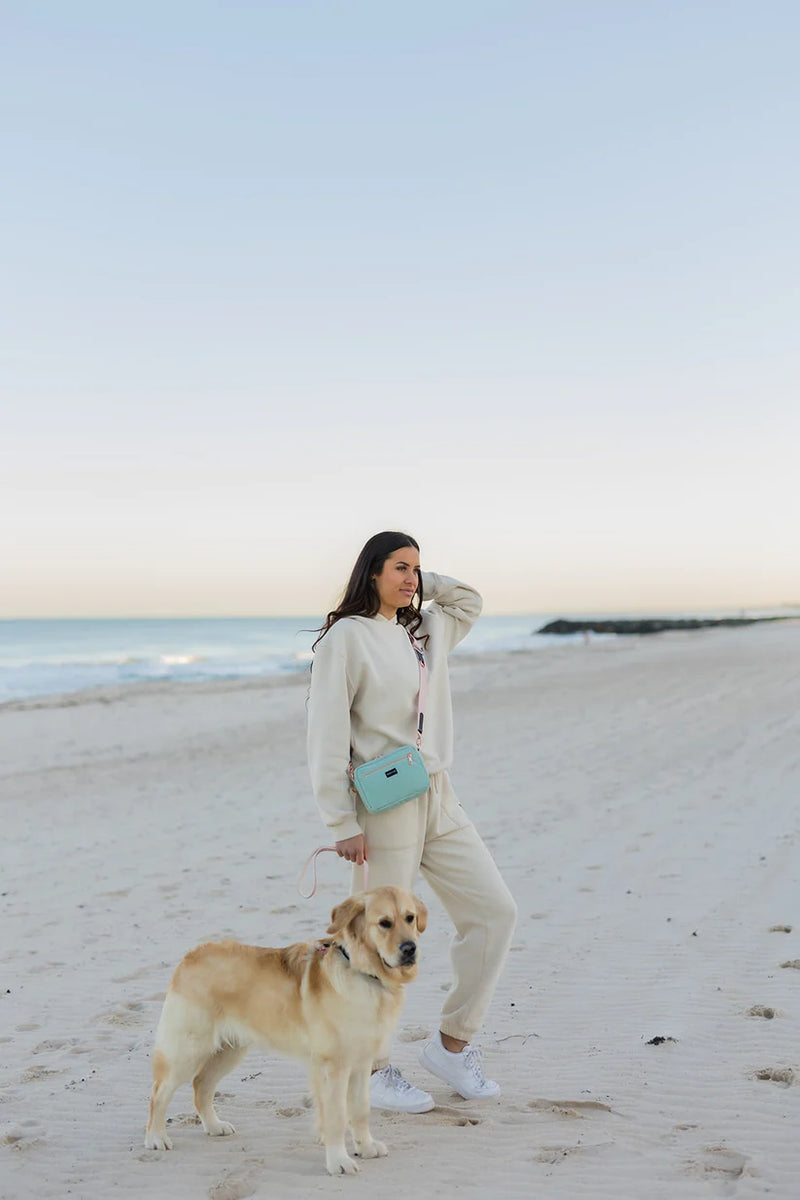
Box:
[1,621,799,1200]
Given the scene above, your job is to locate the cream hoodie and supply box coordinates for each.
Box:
[307,572,482,840]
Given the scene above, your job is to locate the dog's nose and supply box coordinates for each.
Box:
[399,940,416,960]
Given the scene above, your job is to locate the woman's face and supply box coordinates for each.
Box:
[374,546,421,616]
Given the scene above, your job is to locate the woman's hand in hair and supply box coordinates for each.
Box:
[335,834,367,865]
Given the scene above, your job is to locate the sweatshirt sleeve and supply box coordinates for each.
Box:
[307,625,363,842]
[420,572,483,652]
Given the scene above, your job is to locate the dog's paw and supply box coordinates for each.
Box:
[355,1137,388,1159]
[326,1149,360,1175]
[205,1120,236,1137]
[144,1132,173,1151]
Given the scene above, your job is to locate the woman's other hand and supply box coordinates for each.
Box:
[335,834,367,865]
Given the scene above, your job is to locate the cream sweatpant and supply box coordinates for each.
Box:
[351,770,517,1061]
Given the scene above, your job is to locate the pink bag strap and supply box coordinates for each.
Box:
[298,845,370,899]
[407,630,427,752]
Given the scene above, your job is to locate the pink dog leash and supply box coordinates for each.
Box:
[298,845,370,899]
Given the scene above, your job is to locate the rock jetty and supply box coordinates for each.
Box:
[537,617,786,636]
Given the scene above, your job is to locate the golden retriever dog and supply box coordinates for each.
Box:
[144,886,427,1175]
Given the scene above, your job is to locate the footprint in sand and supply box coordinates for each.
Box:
[167,1112,201,1127]
[527,1098,616,1119]
[769,925,792,933]
[689,1146,747,1179]
[2,1120,44,1150]
[747,1005,777,1019]
[275,1107,305,1118]
[208,1174,258,1200]
[780,959,800,969]
[425,1107,483,1126]
[754,1067,794,1085]
[100,1001,147,1027]
[397,1025,431,1043]
[18,1066,65,1083]
[533,1142,611,1164]
[32,1038,77,1054]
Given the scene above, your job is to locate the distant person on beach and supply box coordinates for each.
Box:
[307,530,517,1112]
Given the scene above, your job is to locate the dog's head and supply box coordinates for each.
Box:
[327,886,427,985]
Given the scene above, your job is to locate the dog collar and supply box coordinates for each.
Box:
[334,943,384,985]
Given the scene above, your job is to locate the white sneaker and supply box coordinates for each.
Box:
[369,1065,435,1113]
[419,1032,500,1099]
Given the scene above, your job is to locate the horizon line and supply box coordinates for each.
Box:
[2,603,798,622]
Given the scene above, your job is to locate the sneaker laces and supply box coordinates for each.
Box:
[462,1044,490,1089]
[382,1065,415,1093]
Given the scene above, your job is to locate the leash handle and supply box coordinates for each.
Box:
[298,845,370,899]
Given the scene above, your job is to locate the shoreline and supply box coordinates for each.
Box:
[4,611,799,712]
[0,665,311,714]
[5,619,797,714]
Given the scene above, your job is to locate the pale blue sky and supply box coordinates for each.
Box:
[3,2,799,616]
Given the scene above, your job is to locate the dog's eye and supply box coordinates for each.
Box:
[405,915,414,923]
[379,919,393,929]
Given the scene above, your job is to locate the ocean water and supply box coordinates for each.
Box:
[0,614,552,704]
[2,608,794,704]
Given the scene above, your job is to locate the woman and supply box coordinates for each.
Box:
[307,531,517,1112]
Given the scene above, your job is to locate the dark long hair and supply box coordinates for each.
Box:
[312,531,423,650]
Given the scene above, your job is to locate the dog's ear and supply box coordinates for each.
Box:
[413,895,428,933]
[327,895,366,937]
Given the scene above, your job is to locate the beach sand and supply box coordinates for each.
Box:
[1,622,799,1199]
